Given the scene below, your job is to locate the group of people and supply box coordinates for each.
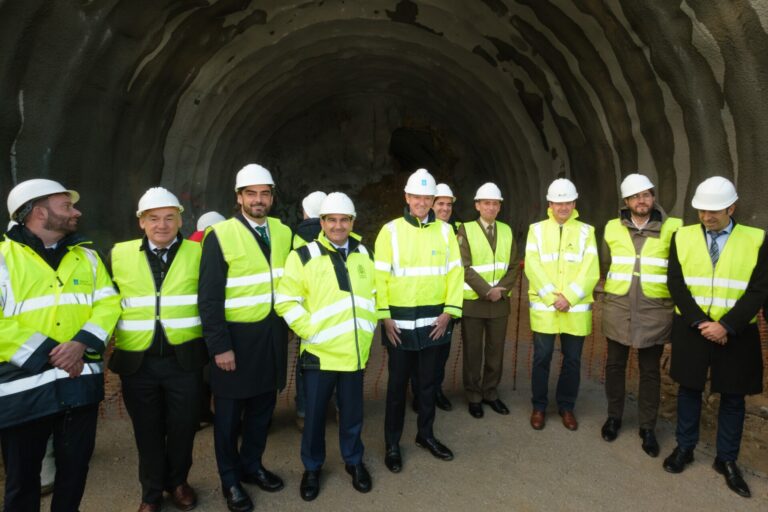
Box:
[0,164,764,512]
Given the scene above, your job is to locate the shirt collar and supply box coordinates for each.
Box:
[244,216,268,231]
[146,237,179,253]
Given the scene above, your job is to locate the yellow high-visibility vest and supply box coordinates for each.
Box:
[208,217,292,323]
[604,217,682,298]
[524,209,599,335]
[112,239,202,351]
[463,220,513,300]
[674,223,764,322]
[276,233,376,371]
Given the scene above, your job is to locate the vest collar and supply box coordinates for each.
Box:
[403,207,436,228]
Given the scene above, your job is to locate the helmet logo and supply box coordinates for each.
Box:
[421,179,427,186]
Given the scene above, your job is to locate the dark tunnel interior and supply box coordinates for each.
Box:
[3,0,768,247]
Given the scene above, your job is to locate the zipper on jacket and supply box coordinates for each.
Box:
[344,251,362,371]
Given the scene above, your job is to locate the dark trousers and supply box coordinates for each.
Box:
[675,385,745,461]
[385,343,440,446]
[531,332,584,412]
[410,341,451,399]
[461,315,508,402]
[604,339,664,429]
[301,369,364,470]
[214,391,276,487]
[121,356,202,504]
[1,404,98,512]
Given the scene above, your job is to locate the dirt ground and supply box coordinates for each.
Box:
[20,330,768,511]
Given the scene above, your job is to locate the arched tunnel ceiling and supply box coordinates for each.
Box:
[2,0,768,245]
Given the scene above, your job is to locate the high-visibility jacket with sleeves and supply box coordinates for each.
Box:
[674,224,765,322]
[0,234,121,429]
[374,210,463,350]
[524,208,599,335]
[275,233,376,371]
[112,239,202,351]
[604,217,682,298]
[207,216,292,323]
[463,220,514,300]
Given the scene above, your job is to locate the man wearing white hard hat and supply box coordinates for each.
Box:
[198,163,292,511]
[458,182,517,418]
[290,191,327,432]
[524,178,599,431]
[0,179,121,510]
[109,187,208,512]
[600,174,682,457]
[409,183,460,413]
[375,168,464,472]
[662,176,768,498]
[189,211,226,242]
[276,192,376,501]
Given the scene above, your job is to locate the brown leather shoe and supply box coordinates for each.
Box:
[170,483,197,511]
[560,410,578,431]
[137,503,160,512]
[530,409,546,430]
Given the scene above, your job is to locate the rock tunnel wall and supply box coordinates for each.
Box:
[2,0,768,245]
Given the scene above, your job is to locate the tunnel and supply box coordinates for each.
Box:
[2,0,768,246]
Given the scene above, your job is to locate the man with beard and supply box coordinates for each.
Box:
[199,164,292,512]
[375,168,464,473]
[0,179,121,510]
[600,174,681,456]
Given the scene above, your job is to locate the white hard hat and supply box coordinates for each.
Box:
[546,178,578,202]
[474,182,504,201]
[319,192,356,218]
[302,191,327,218]
[196,211,226,231]
[7,179,80,221]
[235,163,275,191]
[136,187,184,217]
[404,168,437,196]
[7,220,17,231]
[434,183,455,201]
[691,176,738,210]
[620,173,655,198]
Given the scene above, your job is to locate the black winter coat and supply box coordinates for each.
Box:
[667,222,768,395]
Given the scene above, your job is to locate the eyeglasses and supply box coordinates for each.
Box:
[627,192,653,201]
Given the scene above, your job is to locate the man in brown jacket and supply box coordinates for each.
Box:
[457,183,517,418]
[600,174,681,456]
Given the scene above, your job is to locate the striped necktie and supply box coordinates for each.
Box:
[708,231,723,265]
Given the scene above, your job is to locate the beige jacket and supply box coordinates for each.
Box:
[600,207,674,348]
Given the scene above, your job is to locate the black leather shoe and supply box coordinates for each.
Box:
[663,446,694,473]
[639,428,660,457]
[435,391,452,411]
[345,463,372,493]
[601,417,621,442]
[384,444,402,473]
[241,467,284,492]
[415,436,454,461]
[713,459,751,498]
[468,402,484,418]
[222,484,254,512]
[299,470,321,501]
[482,398,510,415]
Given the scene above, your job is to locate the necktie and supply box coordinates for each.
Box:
[255,225,270,247]
[486,224,494,238]
[153,247,168,262]
[708,231,723,265]
[338,247,347,261]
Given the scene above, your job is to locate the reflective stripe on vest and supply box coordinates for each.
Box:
[603,217,681,298]
[674,223,764,322]
[112,239,202,351]
[462,220,513,300]
[211,217,292,322]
